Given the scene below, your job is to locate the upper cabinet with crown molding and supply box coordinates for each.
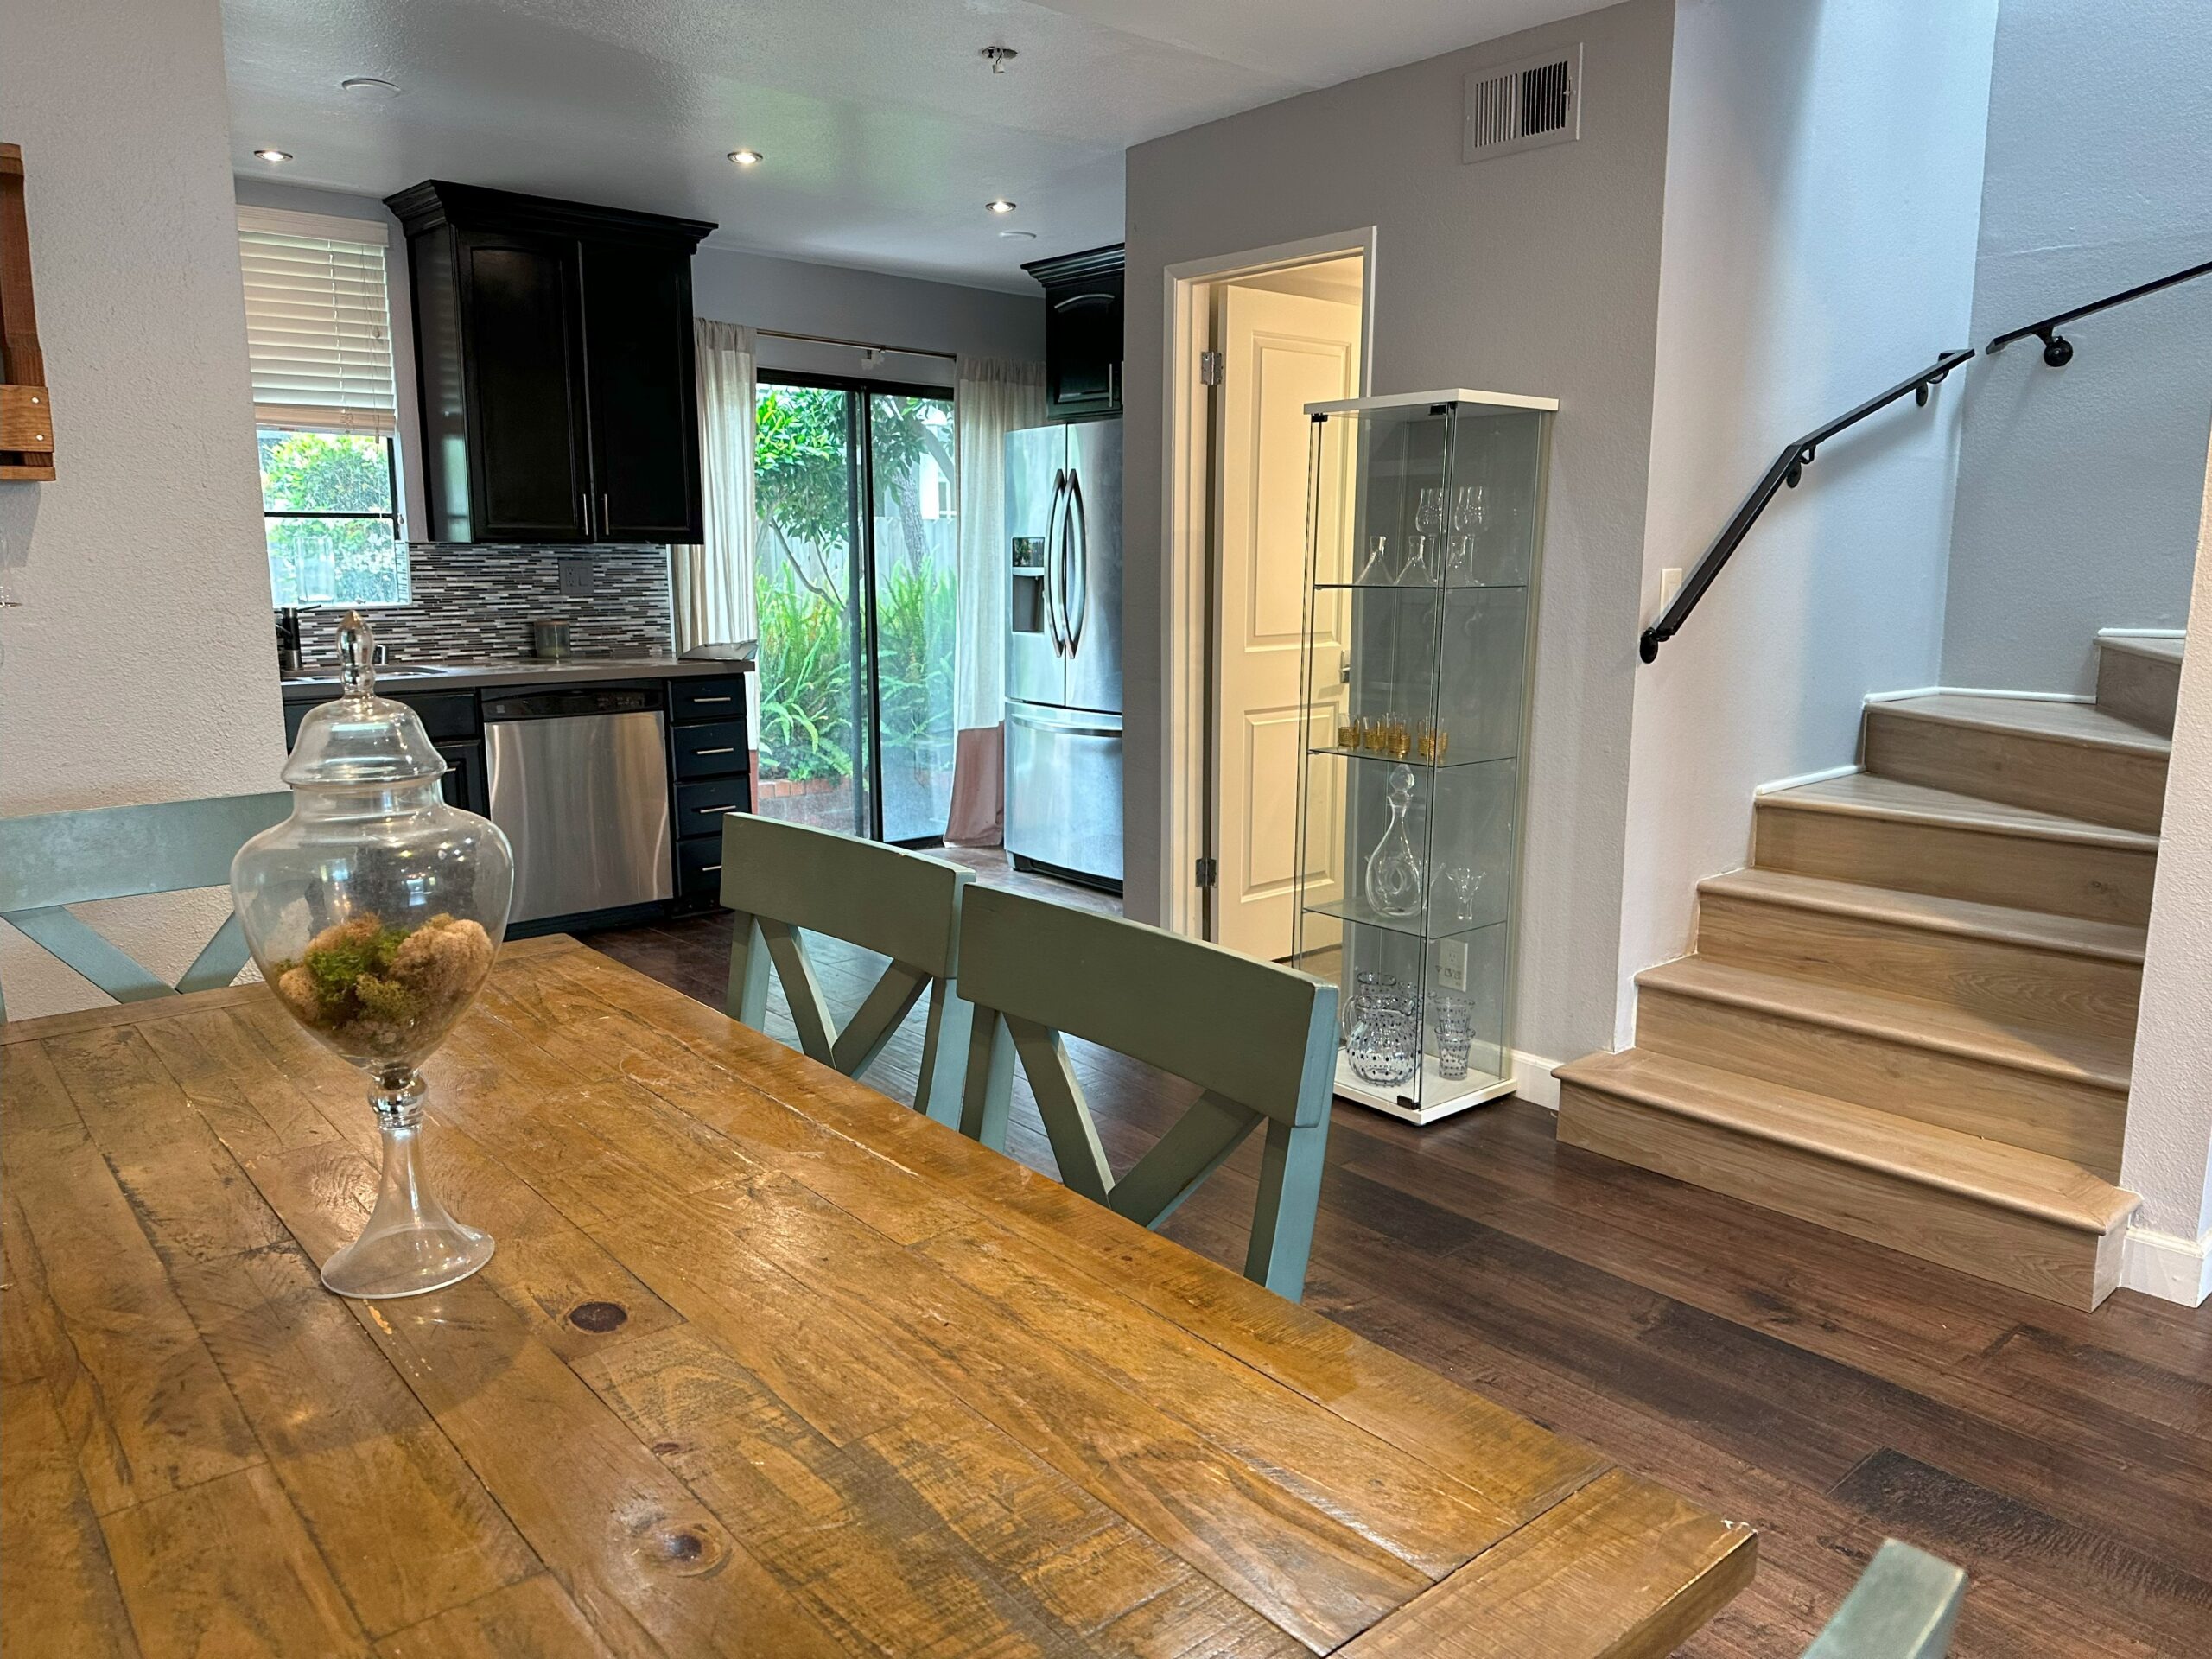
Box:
[1024,244,1122,421]
[386,181,714,545]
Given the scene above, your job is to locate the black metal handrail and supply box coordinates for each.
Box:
[1986,257,2212,366]
[1637,349,1974,664]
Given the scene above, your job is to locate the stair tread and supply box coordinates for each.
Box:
[1699,867,2147,963]
[1873,693,2172,756]
[1763,771,2160,849]
[2096,633,2184,664]
[1636,955,2133,1090]
[1557,1048,2139,1234]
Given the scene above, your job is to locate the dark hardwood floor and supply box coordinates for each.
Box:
[592,867,2212,1658]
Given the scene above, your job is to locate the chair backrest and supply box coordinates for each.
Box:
[0,792,293,1020]
[954,884,1338,1300]
[1802,1541,1965,1658]
[720,813,975,1121]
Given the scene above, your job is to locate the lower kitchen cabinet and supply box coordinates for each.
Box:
[667,675,750,913]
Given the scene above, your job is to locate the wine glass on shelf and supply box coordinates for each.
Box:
[1406,488,1444,586]
[1449,484,1488,582]
[1356,534,1393,585]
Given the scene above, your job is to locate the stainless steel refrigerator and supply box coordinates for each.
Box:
[1004,417,1123,887]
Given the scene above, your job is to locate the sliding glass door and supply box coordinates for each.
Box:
[752,375,957,845]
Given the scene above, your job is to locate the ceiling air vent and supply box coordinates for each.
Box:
[1462,43,1581,163]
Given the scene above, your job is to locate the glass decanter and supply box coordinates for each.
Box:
[1362,764,1425,918]
[232,613,514,1298]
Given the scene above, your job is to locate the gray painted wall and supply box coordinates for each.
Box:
[1613,0,1997,1040]
[1941,0,2212,693]
[1123,0,1677,1067]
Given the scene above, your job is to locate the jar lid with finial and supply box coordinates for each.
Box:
[282,612,448,787]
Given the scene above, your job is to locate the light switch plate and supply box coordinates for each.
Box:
[1439,939,1470,993]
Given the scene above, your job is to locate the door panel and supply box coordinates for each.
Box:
[1006,703,1123,884]
[1062,416,1123,715]
[1005,424,1067,709]
[457,231,590,543]
[582,239,702,543]
[1211,282,1361,959]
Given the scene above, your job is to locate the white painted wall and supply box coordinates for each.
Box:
[1610,0,1999,1043]
[1124,0,1678,1068]
[1941,0,2212,695]
[0,0,287,1020]
[2118,429,2212,1306]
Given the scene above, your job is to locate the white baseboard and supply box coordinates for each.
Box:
[1865,685,2094,705]
[1754,762,1859,797]
[1513,1049,1563,1112]
[2120,1223,2212,1306]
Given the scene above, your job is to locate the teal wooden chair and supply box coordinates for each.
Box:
[1803,1541,1966,1657]
[954,886,1338,1301]
[721,814,975,1123]
[0,793,292,1020]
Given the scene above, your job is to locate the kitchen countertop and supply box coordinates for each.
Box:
[279,655,753,697]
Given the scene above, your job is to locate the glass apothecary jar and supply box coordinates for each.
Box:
[1291,390,1552,1123]
[231,613,514,1296]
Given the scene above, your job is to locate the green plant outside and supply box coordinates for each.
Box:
[259,429,407,607]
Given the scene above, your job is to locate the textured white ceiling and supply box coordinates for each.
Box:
[222,0,1596,290]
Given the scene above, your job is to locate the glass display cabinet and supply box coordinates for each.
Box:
[1292,390,1554,1123]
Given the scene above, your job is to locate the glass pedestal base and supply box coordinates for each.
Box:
[321,1069,496,1300]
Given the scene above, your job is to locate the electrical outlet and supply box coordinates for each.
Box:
[1660,566,1684,608]
[1438,939,1469,993]
[560,556,597,600]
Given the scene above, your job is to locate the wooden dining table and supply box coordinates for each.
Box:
[1,934,1753,1657]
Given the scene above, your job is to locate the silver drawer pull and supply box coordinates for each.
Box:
[691,695,734,703]
[699,804,741,815]
[701,863,723,873]
[694,746,736,756]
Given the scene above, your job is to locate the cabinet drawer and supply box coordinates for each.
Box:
[672,720,747,779]
[671,677,747,723]
[675,778,748,838]
[677,833,728,900]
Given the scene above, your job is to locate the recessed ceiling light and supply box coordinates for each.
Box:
[998,229,1037,240]
[253,148,292,163]
[727,149,765,167]
[340,76,401,99]
[986,198,1017,214]
[982,46,1018,73]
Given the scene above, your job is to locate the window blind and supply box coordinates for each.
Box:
[238,206,397,435]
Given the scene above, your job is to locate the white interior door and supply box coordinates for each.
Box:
[1211,282,1361,959]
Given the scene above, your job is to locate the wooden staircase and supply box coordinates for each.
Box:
[1559,633,2182,1310]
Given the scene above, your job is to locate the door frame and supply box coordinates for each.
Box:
[1157,228,1378,942]
[754,368,957,848]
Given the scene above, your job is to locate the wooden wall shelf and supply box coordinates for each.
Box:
[2,141,54,480]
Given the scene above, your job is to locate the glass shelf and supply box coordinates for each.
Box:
[1301,900,1508,944]
[1313,579,1532,592]
[1306,743,1516,771]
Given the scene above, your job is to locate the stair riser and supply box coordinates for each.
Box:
[1695,892,2142,1041]
[1634,984,2126,1178]
[1863,707,2167,834]
[1754,803,2155,926]
[2095,648,2180,738]
[1557,1082,2123,1311]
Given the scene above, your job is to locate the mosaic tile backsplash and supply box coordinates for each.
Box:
[288,543,675,666]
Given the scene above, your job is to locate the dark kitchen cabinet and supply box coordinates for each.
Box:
[387,181,713,545]
[1024,244,1123,420]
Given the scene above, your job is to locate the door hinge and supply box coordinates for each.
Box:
[1198,350,1224,387]
[1194,855,1218,888]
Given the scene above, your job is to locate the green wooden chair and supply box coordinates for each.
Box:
[721,814,975,1123]
[1803,1541,1966,1657]
[954,886,1338,1301]
[0,793,293,1021]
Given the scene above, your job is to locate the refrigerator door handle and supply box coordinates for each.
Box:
[1007,704,1122,741]
[1064,467,1089,655]
[1043,467,1069,655]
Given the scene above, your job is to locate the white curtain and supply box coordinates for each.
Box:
[672,320,760,737]
[947,356,1046,843]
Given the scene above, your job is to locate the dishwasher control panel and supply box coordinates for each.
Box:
[483,685,661,722]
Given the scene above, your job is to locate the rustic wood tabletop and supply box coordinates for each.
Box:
[0,935,1752,1657]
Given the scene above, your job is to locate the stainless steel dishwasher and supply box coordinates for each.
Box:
[483,685,673,924]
